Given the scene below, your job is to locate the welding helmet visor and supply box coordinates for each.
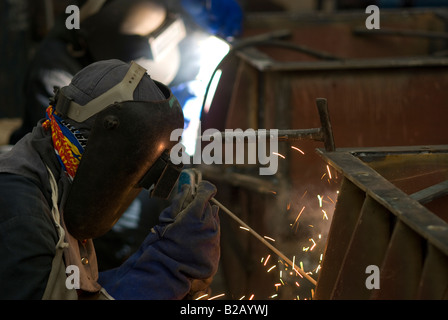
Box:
[55,61,184,240]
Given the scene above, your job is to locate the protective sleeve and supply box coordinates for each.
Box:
[0,174,58,299]
[98,181,220,300]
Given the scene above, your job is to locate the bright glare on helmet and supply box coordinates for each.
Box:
[181,35,230,156]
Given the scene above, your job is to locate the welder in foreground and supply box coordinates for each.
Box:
[0,59,220,300]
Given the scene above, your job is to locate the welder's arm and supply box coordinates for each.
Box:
[181,0,243,39]
[98,181,220,300]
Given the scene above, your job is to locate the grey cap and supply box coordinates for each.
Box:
[64,59,165,106]
[61,59,165,136]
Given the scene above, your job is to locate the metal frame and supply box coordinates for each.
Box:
[315,145,448,299]
[236,46,448,72]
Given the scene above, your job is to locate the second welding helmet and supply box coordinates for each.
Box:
[81,0,185,85]
[53,59,184,240]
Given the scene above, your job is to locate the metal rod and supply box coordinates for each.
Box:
[200,128,324,142]
[210,197,317,286]
[316,98,336,151]
[410,180,448,205]
[199,165,278,195]
[251,40,342,61]
[353,27,448,40]
[200,98,335,151]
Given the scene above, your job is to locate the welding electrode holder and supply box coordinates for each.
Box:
[139,150,184,199]
[178,168,203,196]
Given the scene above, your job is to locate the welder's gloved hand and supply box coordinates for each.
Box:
[181,0,243,39]
[98,181,220,300]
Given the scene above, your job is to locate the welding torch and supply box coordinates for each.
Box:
[179,168,318,286]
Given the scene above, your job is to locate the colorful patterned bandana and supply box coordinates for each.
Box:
[42,105,87,181]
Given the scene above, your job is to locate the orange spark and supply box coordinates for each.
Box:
[291,206,305,231]
[317,195,323,207]
[264,254,271,266]
[208,293,225,300]
[300,190,308,200]
[294,206,305,224]
[291,146,305,154]
[310,238,317,251]
[272,152,285,159]
[326,165,332,179]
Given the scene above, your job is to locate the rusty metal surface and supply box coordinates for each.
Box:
[206,9,448,150]
[215,53,448,246]
[417,244,448,299]
[331,195,393,299]
[315,145,448,300]
[229,53,448,148]
[242,9,448,61]
[370,220,424,300]
[310,178,366,299]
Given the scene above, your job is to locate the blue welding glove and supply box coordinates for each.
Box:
[98,181,220,300]
[181,0,243,39]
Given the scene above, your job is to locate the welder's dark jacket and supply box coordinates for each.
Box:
[0,124,106,299]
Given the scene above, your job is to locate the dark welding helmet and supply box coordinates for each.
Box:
[81,0,185,85]
[53,59,184,240]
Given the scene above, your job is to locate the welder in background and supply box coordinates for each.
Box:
[9,0,243,144]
